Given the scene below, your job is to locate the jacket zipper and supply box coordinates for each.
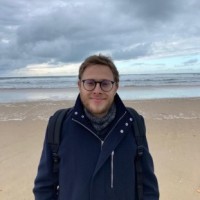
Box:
[111,151,114,188]
[101,140,104,150]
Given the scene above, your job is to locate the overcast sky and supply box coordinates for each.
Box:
[0,0,200,77]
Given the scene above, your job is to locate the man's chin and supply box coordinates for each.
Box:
[89,106,107,117]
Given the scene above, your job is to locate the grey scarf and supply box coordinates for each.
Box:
[84,103,116,133]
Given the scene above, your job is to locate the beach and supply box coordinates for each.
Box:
[0,98,200,200]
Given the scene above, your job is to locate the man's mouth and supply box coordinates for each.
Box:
[91,97,104,103]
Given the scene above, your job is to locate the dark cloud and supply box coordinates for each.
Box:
[0,0,200,76]
[114,0,180,22]
[112,43,152,60]
[184,58,198,66]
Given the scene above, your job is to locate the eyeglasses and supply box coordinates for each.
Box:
[81,79,115,92]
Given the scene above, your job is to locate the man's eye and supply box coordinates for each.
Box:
[86,80,94,85]
[102,81,110,86]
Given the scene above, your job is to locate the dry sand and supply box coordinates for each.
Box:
[0,98,200,200]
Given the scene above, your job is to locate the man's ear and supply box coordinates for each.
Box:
[115,82,119,91]
[78,80,81,89]
[116,82,119,89]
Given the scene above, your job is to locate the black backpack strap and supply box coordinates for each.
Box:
[47,108,72,173]
[127,107,145,200]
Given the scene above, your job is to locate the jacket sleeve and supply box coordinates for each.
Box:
[140,116,160,200]
[33,122,59,200]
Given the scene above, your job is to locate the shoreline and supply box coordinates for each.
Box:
[0,97,200,200]
[0,97,200,122]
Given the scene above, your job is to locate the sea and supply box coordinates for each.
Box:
[0,73,200,103]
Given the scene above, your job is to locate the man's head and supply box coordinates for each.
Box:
[78,55,119,84]
[78,55,119,117]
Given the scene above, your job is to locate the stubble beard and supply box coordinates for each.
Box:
[82,96,114,117]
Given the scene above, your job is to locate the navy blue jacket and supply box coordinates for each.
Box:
[33,94,159,200]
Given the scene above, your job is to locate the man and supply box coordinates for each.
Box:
[33,55,159,200]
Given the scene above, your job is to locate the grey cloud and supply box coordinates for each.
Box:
[15,5,130,62]
[114,0,182,22]
[112,43,152,60]
[184,58,198,66]
[0,0,200,76]
[14,3,157,64]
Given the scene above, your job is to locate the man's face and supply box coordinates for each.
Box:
[78,64,118,117]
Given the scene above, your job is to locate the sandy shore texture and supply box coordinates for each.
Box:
[0,98,200,200]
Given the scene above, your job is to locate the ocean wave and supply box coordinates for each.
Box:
[1,73,200,89]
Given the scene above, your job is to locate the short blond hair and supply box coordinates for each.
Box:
[78,54,119,83]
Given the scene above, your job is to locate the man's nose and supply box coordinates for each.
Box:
[93,82,102,93]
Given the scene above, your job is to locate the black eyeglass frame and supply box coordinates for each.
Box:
[81,79,115,92]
